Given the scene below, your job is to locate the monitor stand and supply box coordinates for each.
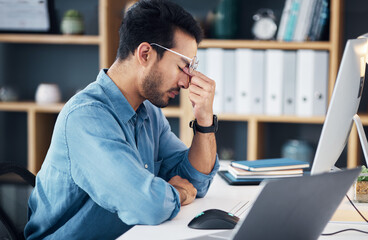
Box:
[353,114,368,166]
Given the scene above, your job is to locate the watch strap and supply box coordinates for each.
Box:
[189,115,218,135]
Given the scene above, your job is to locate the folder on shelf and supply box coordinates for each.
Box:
[235,48,252,114]
[282,51,297,115]
[223,50,236,113]
[235,49,265,115]
[196,49,207,74]
[296,50,329,116]
[251,50,266,115]
[265,50,290,115]
[206,48,224,114]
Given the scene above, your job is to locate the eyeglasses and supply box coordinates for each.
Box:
[150,43,199,74]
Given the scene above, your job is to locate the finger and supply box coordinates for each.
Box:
[189,84,204,96]
[188,92,202,103]
[190,77,214,93]
[183,66,213,83]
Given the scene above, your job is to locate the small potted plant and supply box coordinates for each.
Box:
[355,166,368,203]
[60,9,84,35]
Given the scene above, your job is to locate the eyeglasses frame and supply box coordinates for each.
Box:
[150,43,199,74]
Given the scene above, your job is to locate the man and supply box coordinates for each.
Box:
[25,0,218,239]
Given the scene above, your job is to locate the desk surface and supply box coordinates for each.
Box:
[119,162,368,240]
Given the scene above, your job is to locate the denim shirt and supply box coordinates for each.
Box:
[24,69,219,239]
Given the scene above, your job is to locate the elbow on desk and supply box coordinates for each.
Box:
[117,196,180,226]
[194,180,213,198]
[117,206,178,226]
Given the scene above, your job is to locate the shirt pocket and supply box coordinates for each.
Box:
[154,158,163,176]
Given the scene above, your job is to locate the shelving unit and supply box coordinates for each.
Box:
[196,0,361,166]
[0,0,128,174]
[0,0,364,174]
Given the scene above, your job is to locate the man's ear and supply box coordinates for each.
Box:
[135,42,155,66]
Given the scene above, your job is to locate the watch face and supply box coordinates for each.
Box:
[252,18,277,40]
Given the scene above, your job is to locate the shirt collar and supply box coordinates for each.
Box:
[96,69,148,124]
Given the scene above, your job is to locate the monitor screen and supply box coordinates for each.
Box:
[311,38,368,175]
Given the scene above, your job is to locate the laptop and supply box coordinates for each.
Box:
[188,168,361,240]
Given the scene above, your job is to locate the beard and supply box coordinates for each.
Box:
[142,68,177,108]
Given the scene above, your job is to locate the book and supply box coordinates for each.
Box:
[218,171,263,185]
[228,165,303,176]
[277,0,293,41]
[228,171,302,179]
[283,0,302,41]
[231,158,310,172]
[308,0,329,41]
[307,0,323,40]
[293,0,317,41]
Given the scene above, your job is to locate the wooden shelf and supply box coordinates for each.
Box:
[357,114,368,125]
[0,102,184,117]
[161,107,182,118]
[0,101,33,111]
[199,39,332,50]
[0,102,64,113]
[218,114,325,124]
[0,34,101,45]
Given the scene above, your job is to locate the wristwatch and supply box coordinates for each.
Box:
[189,115,218,135]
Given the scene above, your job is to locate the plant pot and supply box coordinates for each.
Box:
[355,179,368,203]
[61,17,84,35]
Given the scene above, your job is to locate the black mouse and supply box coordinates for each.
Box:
[188,209,239,230]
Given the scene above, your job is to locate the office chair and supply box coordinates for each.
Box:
[0,162,35,240]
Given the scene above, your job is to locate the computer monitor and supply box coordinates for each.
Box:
[311,37,368,175]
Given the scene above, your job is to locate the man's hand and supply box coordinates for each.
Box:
[183,67,215,127]
[169,175,197,206]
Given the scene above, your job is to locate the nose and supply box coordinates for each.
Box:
[178,74,190,89]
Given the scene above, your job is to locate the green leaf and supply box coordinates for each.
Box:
[357,166,368,181]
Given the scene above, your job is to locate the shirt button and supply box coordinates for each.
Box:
[144,164,148,169]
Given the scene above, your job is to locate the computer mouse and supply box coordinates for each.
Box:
[188,209,239,230]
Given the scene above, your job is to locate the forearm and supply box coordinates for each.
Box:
[188,131,217,175]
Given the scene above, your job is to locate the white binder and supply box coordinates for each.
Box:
[282,51,297,115]
[205,48,224,114]
[251,50,266,115]
[265,50,284,115]
[235,49,253,114]
[196,49,207,75]
[223,50,236,113]
[296,50,329,116]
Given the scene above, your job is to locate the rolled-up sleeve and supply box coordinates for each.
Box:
[65,104,180,225]
[156,110,219,197]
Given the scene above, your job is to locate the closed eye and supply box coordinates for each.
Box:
[178,64,189,72]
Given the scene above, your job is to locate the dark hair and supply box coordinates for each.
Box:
[117,0,203,60]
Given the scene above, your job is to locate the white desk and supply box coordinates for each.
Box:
[119,162,368,240]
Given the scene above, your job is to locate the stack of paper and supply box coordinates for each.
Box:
[228,158,310,180]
